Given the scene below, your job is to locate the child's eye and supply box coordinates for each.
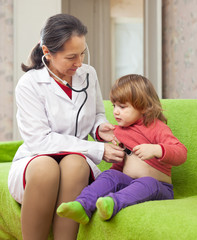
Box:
[120,105,126,108]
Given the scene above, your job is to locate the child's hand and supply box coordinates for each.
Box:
[132,144,162,160]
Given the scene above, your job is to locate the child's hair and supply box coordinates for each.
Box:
[110,74,167,126]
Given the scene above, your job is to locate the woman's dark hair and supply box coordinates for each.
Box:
[21,14,88,72]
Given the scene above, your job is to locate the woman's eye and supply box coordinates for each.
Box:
[67,53,85,60]
[66,56,75,60]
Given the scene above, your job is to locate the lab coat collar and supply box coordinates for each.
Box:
[35,65,87,85]
[33,67,51,83]
[35,66,88,103]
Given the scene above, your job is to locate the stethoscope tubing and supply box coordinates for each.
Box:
[74,73,89,136]
[41,55,89,137]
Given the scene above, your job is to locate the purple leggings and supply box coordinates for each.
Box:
[76,169,174,219]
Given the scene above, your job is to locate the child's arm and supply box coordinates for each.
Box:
[154,125,187,166]
[132,123,187,166]
[133,123,187,166]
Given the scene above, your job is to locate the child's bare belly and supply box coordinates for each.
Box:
[123,154,172,184]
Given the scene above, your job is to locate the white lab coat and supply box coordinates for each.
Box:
[13,64,107,178]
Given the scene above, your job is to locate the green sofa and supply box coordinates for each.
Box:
[1,99,197,240]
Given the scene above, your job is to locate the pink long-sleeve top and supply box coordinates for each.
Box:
[111,118,187,176]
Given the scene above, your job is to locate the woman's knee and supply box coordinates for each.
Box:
[25,156,60,188]
[58,155,90,199]
[60,154,90,182]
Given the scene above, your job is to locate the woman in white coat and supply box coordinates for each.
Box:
[8,14,124,240]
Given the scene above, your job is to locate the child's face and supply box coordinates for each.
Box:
[113,102,142,127]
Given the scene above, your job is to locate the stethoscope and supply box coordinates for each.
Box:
[41,44,90,137]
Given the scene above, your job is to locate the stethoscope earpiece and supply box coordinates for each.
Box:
[44,53,50,60]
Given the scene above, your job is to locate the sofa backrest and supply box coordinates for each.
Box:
[103,99,197,199]
[162,99,197,198]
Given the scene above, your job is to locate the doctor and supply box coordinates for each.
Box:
[8,14,124,240]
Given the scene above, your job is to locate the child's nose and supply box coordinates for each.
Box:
[113,107,119,115]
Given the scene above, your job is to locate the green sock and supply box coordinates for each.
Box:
[96,197,114,221]
[56,201,89,225]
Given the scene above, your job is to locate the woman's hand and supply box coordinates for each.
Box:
[98,123,116,142]
[103,143,125,163]
[133,144,162,160]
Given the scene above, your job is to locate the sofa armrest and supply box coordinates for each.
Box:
[0,141,23,163]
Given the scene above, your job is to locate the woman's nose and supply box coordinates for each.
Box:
[74,55,83,67]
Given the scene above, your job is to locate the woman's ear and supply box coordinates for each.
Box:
[42,45,50,60]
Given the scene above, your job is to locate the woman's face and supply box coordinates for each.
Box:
[47,35,86,83]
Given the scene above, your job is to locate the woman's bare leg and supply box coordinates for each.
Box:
[21,156,60,240]
[53,154,90,240]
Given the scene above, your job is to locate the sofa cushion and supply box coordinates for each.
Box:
[78,196,197,240]
[0,162,22,239]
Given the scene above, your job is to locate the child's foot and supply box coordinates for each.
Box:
[96,197,114,221]
[56,201,89,224]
